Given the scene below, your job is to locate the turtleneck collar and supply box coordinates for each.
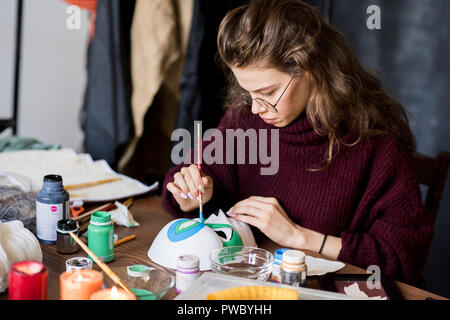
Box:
[247,110,329,147]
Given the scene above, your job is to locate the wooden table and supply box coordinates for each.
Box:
[1,195,447,300]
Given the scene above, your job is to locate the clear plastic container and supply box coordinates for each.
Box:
[175,272,367,300]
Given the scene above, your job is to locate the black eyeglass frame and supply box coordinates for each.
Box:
[238,75,295,113]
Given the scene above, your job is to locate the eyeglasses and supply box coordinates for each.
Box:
[236,76,295,113]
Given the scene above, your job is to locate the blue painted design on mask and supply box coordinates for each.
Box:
[167,219,205,242]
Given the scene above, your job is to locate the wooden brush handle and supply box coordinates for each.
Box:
[73,197,133,221]
[68,231,134,296]
[66,178,122,191]
[114,235,136,247]
[73,202,114,221]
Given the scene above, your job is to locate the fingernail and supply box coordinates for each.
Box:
[198,185,205,193]
[226,208,234,216]
[187,192,194,200]
[196,196,200,201]
[180,193,188,199]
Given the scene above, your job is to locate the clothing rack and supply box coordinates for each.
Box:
[323,0,333,24]
[0,0,23,135]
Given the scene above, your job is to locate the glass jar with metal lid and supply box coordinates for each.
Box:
[280,250,307,287]
[56,219,79,254]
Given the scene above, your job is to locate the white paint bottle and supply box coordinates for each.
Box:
[176,255,200,293]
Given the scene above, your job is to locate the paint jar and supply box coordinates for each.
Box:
[280,250,307,287]
[127,264,150,282]
[176,255,200,293]
[88,211,114,263]
[36,175,70,244]
[126,265,153,300]
[56,219,79,254]
[271,248,290,283]
[66,257,93,272]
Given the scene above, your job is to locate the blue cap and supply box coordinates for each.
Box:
[274,248,290,262]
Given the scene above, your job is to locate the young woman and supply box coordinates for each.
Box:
[161,0,433,285]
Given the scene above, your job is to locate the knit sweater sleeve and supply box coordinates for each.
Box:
[161,110,240,219]
[337,136,434,285]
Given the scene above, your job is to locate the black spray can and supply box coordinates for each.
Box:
[36,175,70,244]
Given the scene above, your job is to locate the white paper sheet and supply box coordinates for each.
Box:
[344,282,388,300]
[306,255,346,276]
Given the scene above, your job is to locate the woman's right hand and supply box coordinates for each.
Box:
[166,164,214,212]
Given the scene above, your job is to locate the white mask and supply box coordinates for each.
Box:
[148,210,256,270]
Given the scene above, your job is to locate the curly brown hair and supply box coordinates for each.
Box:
[217,0,416,170]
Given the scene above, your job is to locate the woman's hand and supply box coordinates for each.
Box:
[228,196,306,249]
[166,164,214,212]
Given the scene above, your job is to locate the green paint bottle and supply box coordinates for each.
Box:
[88,211,114,263]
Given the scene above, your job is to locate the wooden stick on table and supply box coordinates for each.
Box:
[74,197,134,222]
[65,178,122,191]
[68,231,134,296]
[122,197,134,208]
[114,235,136,247]
[73,202,114,221]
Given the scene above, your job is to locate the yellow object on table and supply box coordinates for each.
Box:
[206,286,298,300]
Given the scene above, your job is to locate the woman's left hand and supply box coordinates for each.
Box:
[228,196,305,249]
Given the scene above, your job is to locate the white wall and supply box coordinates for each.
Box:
[0,0,89,151]
[0,1,16,121]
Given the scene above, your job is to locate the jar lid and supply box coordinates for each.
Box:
[282,250,305,265]
[66,257,93,271]
[57,219,79,232]
[177,255,200,269]
[127,265,150,277]
[274,248,290,261]
[90,211,111,224]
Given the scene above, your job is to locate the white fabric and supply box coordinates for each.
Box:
[109,201,140,228]
[0,149,158,202]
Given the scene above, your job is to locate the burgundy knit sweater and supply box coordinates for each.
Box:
[162,109,434,285]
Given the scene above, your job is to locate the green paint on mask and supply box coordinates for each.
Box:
[206,223,243,247]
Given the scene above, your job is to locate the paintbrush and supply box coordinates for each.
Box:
[197,122,204,224]
[68,231,134,296]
